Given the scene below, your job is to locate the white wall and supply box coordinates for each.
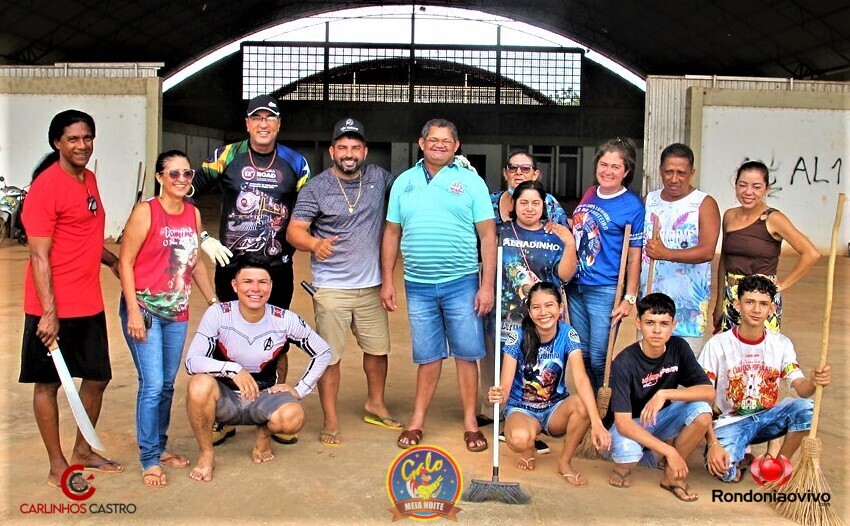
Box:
[690,88,850,252]
[0,94,148,238]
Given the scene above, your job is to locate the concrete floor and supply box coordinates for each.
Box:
[0,226,847,524]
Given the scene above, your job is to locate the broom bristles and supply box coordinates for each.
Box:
[575,430,608,461]
[463,478,530,504]
[764,437,844,526]
[596,387,612,420]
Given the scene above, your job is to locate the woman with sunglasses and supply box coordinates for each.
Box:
[118,150,216,488]
[491,150,569,227]
[479,151,573,428]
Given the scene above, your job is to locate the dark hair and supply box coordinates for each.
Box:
[155,150,189,174]
[33,109,96,181]
[636,293,676,318]
[31,153,56,181]
[659,143,694,168]
[232,256,272,280]
[736,274,777,300]
[520,282,563,365]
[735,160,770,186]
[593,137,637,187]
[506,149,537,170]
[509,180,549,222]
[420,118,458,141]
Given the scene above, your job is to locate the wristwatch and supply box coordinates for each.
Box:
[623,294,637,305]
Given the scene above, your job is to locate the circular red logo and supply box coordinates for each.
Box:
[750,454,792,487]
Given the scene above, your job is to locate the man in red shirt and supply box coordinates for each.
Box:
[20,110,122,489]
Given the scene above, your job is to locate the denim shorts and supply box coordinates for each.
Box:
[505,398,568,436]
[404,274,485,364]
[610,400,712,464]
[215,380,301,426]
[713,398,813,482]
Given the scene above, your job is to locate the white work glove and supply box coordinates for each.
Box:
[454,154,478,175]
[200,231,233,267]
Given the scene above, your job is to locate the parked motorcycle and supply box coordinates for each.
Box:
[0,176,28,246]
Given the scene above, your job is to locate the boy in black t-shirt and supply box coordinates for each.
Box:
[608,293,714,502]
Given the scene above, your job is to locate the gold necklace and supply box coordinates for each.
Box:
[334,170,362,213]
[248,148,277,172]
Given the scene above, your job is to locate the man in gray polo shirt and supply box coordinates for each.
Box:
[286,118,399,446]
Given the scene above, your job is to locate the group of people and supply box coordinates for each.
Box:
[484,138,830,501]
[19,97,830,503]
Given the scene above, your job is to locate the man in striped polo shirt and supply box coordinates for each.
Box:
[381,118,496,452]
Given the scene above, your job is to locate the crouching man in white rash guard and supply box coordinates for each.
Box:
[184,260,331,482]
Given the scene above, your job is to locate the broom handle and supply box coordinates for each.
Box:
[602,224,631,389]
[645,216,660,294]
[809,193,845,438]
[492,245,504,475]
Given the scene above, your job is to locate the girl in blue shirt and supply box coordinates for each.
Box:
[489,282,610,486]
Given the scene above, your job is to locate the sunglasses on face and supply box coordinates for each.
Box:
[159,169,196,180]
[506,163,534,174]
[86,189,97,214]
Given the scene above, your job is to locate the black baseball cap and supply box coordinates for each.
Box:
[246,95,280,116]
[332,118,366,141]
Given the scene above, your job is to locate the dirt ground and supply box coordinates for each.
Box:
[1,227,847,524]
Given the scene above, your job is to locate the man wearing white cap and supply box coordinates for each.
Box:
[192,94,311,446]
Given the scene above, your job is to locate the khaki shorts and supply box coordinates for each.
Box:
[312,285,390,364]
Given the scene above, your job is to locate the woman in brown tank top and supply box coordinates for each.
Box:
[712,161,820,332]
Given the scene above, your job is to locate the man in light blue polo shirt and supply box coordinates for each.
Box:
[381,119,496,452]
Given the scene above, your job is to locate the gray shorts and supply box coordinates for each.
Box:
[215,381,300,426]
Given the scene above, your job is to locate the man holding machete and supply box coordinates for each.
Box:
[20,110,123,490]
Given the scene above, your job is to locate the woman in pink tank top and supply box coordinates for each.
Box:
[712,161,819,332]
[118,150,216,487]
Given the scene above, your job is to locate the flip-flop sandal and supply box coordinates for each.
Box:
[83,458,124,474]
[463,431,488,453]
[142,471,167,488]
[363,413,404,430]
[609,468,632,488]
[397,429,423,449]
[319,431,342,447]
[516,457,536,470]
[160,453,190,468]
[660,483,698,502]
[560,471,588,487]
[272,433,299,445]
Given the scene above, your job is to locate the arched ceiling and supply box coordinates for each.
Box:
[2,0,849,81]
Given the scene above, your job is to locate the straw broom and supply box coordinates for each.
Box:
[577,224,631,460]
[764,193,845,526]
[595,224,631,418]
[463,245,530,504]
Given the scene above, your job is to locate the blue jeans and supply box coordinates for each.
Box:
[566,283,616,392]
[714,398,813,482]
[119,299,188,470]
[404,274,485,364]
[610,401,712,464]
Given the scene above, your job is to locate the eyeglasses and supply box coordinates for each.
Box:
[248,115,280,124]
[86,189,97,215]
[159,169,196,180]
[506,163,534,174]
[425,137,456,146]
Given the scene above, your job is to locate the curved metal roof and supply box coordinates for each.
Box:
[2,1,849,80]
